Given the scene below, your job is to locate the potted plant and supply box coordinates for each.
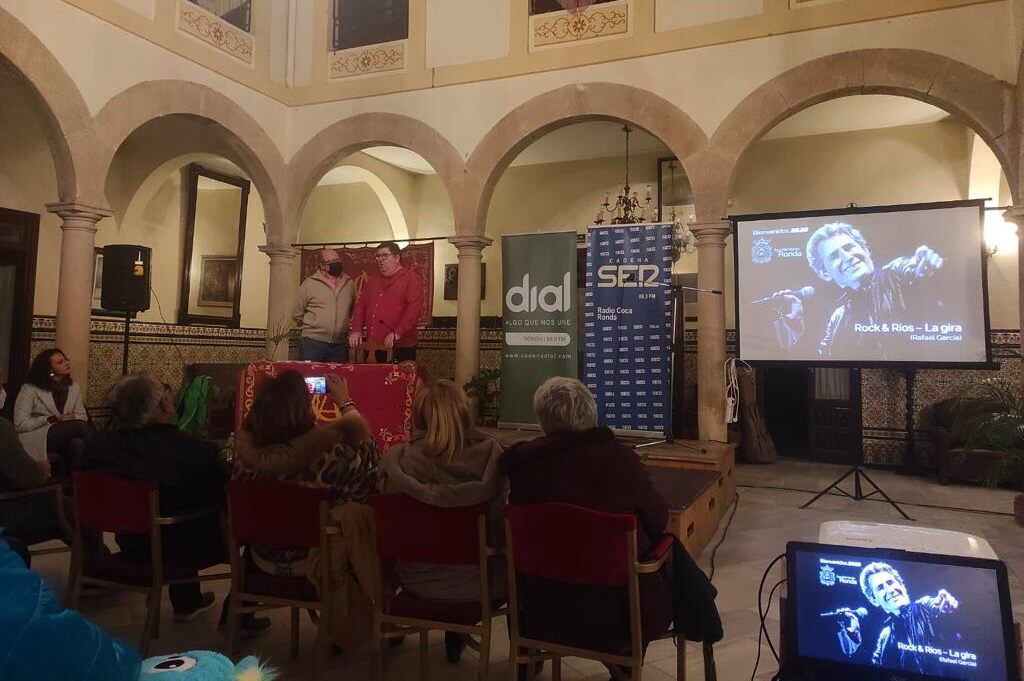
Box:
[463,369,502,427]
[949,378,1024,524]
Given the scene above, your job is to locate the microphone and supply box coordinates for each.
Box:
[819,607,867,618]
[752,286,815,305]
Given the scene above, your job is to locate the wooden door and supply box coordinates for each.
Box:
[808,368,862,464]
[0,208,39,389]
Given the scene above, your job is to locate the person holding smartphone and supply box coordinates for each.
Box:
[13,348,93,475]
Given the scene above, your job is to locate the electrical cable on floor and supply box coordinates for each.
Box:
[751,553,785,680]
[752,577,786,681]
[708,492,740,582]
[736,482,1014,517]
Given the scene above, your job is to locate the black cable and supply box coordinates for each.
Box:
[751,553,785,681]
[708,492,740,582]
[752,577,786,681]
[150,286,189,370]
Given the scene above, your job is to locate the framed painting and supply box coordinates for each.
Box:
[197,255,238,308]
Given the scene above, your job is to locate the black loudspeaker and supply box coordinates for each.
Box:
[101,245,151,312]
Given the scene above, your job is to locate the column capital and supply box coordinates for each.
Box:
[688,219,732,246]
[1002,207,1024,225]
[448,235,493,253]
[46,202,112,232]
[259,244,299,262]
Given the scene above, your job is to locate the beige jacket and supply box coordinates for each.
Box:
[292,272,355,343]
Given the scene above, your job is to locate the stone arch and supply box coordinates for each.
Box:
[287,114,465,244]
[0,6,99,205]
[704,49,1017,217]
[93,80,287,241]
[464,82,710,233]
[304,165,410,243]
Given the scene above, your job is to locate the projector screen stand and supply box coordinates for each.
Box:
[800,466,914,521]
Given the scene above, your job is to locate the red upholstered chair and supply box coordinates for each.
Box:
[224,480,334,679]
[67,471,230,656]
[504,503,682,681]
[371,493,506,681]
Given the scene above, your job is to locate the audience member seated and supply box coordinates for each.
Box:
[83,373,269,635]
[0,414,68,554]
[14,349,93,476]
[499,377,674,659]
[0,536,141,680]
[381,379,506,663]
[232,371,380,577]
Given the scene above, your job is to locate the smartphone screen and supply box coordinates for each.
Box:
[304,376,327,395]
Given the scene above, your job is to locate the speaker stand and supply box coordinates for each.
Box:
[121,310,131,376]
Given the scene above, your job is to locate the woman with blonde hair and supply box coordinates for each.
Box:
[380,379,505,663]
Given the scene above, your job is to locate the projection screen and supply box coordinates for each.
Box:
[733,200,991,366]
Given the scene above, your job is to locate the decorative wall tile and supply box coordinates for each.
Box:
[177,0,254,65]
[329,39,406,80]
[530,0,629,50]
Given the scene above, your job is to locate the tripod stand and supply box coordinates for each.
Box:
[800,465,914,520]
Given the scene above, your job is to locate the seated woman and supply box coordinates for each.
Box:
[13,349,93,476]
[232,371,379,578]
[380,380,505,663]
[498,377,674,662]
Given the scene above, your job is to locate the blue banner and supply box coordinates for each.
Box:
[584,223,674,436]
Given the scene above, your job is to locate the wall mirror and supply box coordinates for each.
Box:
[657,156,694,224]
[179,163,249,327]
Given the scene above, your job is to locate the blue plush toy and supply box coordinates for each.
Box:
[140,652,276,680]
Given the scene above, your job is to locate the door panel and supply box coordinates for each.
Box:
[808,368,862,464]
[0,208,39,388]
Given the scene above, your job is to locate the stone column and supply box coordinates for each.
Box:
[260,244,299,360]
[449,236,493,387]
[690,220,732,443]
[1003,207,1024,371]
[46,202,112,397]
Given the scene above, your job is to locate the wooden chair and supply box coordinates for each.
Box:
[504,503,682,681]
[371,493,506,681]
[67,471,230,656]
[0,482,73,558]
[352,341,393,364]
[224,480,334,679]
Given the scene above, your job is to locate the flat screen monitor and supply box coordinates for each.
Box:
[733,201,991,367]
[786,541,1020,681]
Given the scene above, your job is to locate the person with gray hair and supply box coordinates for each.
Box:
[498,377,675,661]
[293,247,355,362]
[768,221,945,358]
[84,373,269,636]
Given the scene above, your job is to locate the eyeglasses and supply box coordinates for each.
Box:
[374,253,393,260]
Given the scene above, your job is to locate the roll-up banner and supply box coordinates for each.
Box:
[499,231,579,427]
[584,223,674,437]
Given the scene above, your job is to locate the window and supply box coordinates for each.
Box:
[188,0,252,32]
[530,0,617,16]
[332,0,409,51]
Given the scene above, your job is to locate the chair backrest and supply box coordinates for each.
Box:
[372,493,484,565]
[228,479,327,549]
[353,341,392,365]
[72,471,156,535]
[505,502,636,586]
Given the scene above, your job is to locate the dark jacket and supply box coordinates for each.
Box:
[84,423,229,565]
[85,423,228,515]
[499,427,673,651]
[499,426,668,556]
[0,417,61,545]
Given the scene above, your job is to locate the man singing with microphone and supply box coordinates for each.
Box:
[763,222,944,359]
[832,562,960,674]
[348,241,423,362]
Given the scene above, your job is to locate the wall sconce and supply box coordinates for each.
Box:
[983,208,1018,258]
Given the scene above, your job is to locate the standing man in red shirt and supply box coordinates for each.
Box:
[348,241,424,362]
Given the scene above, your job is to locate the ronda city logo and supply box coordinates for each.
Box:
[752,237,773,264]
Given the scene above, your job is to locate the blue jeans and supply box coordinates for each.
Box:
[297,337,350,363]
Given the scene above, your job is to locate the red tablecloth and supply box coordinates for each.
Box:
[235,361,418,452]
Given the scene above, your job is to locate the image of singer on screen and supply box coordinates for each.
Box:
[764,222,944,358]
[833,561,961,674]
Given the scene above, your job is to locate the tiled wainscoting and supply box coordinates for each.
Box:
[33,316,1019,467]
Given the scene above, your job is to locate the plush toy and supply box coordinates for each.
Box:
[139,651,276,681]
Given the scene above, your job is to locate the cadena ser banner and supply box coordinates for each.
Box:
[499,231,579,427]
[584,223,674,437]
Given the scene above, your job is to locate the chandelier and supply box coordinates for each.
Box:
[594,125,653,225]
